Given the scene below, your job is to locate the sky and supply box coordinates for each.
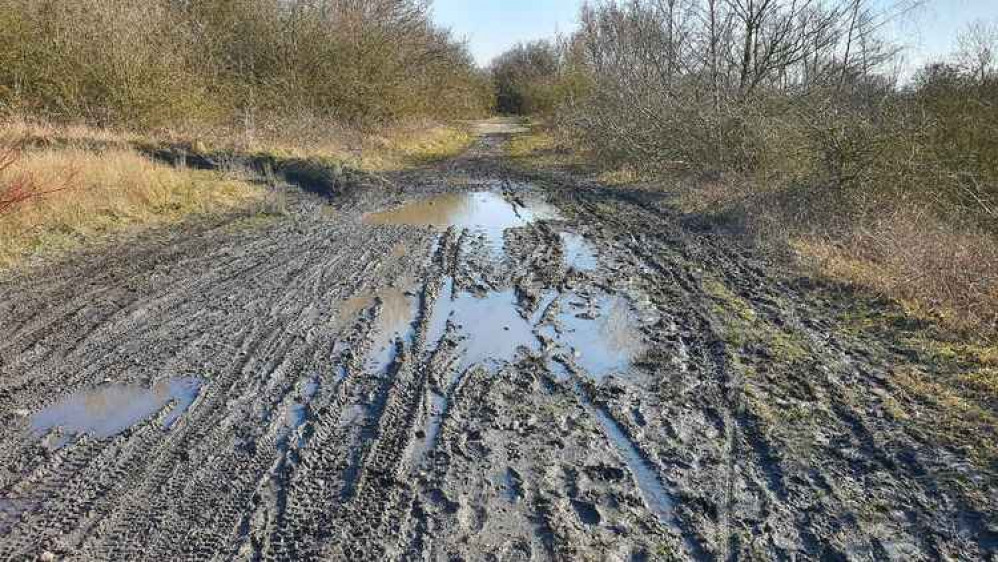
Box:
[431,0,998,72]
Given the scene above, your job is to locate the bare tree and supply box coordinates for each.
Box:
[957,19,998,82]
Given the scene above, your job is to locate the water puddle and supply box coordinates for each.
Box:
[560,232,598,271]
[426,283,540,371]
[426,280,643,382]
[555,295,645,381]
[32,377,203,445]
[504,467,524,503]
[304,377,320,399]
[591,407,676,525]
[409,391,448,467]
[338,404,366,428]
[363,191,559,254]
[366,287,419,375]
[278,377,319,450]
[571,383,678,533]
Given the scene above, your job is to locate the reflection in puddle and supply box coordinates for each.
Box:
[426,280,539,371]
[591,405,677,530]
[278,378,318,450]
[338,295,375,323]
[409,391,448,467]
[557,295,645,381]
[504,467,524,503]
[304,377,320,399]
[338,404,366,428]
[363,191,559,254]
[368,287,419,375]
[569,382,679,531]
[32,378,202,445]
[560,232,598,271]
[340,286,419,377]
[426,281,643,382]
[451,290,538,371]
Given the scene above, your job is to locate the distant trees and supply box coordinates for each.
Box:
[0,0,492,128]
[956,19,998,82]
[492,0,997,234]
[491,41,562,115]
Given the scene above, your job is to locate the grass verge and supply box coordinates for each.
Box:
[2,117,474,172]
[0,117,475,270]
[0,146,265,269]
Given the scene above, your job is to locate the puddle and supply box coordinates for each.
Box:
[504,467,524,503]
[572,500,602,526]
[547,359,572,382]
[339,295,374,320]
[578,389,678,532]
[363,191,559,254]
[286,403,307,430]
[285,378,318,433]
[338,404,366,428]
[553,295,645,381]
[426,284,539,372]
[426,280,642,382]
[278,378,318,451]
[32,378,202,445]
[365,287,419,375]
[409,391,448,467]
[304,377,319,399]
[560,232,598,271]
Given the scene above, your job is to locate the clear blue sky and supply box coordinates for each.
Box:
[431,0,997,70]
[431,0,584,65]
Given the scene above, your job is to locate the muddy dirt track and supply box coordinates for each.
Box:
[0,126,996,561]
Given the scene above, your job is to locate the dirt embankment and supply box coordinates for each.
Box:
[0,124,995,561]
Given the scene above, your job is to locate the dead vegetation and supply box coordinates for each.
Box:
[0,140,265,269]
[0,115,478,270]
[498,1,998,339]
[0,0,491,128]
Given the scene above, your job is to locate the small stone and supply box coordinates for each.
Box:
[39,552,56,562]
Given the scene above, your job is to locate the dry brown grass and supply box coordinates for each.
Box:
[0,145,264,269]
[788,205,998,338]
[0,116,476,270]
[664,165,998,339]
[1,115,474,172]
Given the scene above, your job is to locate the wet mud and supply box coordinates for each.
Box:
[0,125,995,561]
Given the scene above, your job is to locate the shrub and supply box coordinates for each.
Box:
[0,0,491,129]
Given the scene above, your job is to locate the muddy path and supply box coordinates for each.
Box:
[0,125,995,561]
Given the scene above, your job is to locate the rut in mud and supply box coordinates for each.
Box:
[0,126,995,561]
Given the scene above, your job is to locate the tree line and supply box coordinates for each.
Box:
[493,0,997,228]
[0,0,493,129]
[492,0,998,333]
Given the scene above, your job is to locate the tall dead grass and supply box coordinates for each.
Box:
[789,209,998,337]
[0,145,263,269]
[1,115,473,172]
